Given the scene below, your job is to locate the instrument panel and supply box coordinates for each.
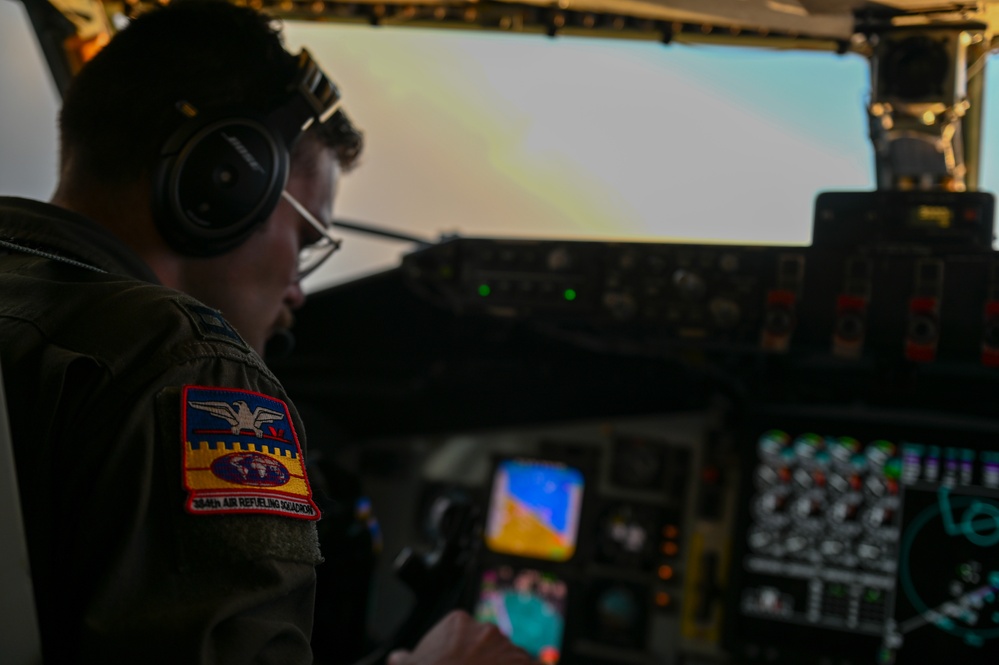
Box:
[727,408,999,664]
[330,399,999,664]
[278,190,999,664]
[339,411,720,665]
[402,191,997,365]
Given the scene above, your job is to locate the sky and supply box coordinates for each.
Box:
[3,4,995,292]
[281,22,874,290]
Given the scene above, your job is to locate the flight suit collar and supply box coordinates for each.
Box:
[0,196,160,284]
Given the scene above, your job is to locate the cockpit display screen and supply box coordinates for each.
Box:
[884,483,999,663]
[726,409,999,664]
[484,458,584,562]
[474,565,567,664]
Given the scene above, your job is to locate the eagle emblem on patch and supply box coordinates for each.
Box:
[181,385,319,520]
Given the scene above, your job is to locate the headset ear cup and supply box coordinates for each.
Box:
[153,117,288,257]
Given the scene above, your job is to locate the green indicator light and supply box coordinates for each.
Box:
[797,433,822,449]
[564,289,577,301]
[840,437,860,453]
[478,284,491,297]
[875,440,895,454]
[884,458,902,480]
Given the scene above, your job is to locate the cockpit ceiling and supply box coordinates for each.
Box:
[41,0,999,63]
[228,0,999,46]
[471,0,995,41]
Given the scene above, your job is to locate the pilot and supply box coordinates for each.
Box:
[0,1,530,663]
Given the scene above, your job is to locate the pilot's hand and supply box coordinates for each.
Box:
[386,609,535,665]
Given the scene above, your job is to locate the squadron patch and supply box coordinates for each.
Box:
[181,385,319,520]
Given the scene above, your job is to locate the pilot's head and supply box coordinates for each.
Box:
[54,0,362,354]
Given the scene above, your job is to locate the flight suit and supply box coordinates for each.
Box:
[0,196,322,663]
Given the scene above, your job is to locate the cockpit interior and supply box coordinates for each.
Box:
[6,1,999,663]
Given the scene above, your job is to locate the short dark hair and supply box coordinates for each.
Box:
[59,0,362,184]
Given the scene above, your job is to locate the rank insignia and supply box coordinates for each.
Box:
[181,385,319,520]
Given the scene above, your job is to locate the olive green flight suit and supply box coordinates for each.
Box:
[0,197,321,664]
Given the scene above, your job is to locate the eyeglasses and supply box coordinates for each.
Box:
[281,189,342,280]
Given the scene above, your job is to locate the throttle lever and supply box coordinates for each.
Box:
[395,493,480,597]
[352,492,482,665]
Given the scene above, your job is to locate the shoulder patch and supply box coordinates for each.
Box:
[181,385,319,521]
[176,300,249,351]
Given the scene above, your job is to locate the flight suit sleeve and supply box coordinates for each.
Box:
[59,349,322,664]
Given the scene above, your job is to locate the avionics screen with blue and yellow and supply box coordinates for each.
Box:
[485,459,584,561]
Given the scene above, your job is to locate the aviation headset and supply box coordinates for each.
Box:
[152,50,341,257]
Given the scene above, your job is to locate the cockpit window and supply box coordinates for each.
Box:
[284,23,873,290]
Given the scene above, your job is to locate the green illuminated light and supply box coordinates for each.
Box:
[884,458,902,480]
[564,289,577,301]
[478,284,491,297]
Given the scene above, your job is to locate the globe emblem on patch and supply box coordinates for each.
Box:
[211,452,290,487]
